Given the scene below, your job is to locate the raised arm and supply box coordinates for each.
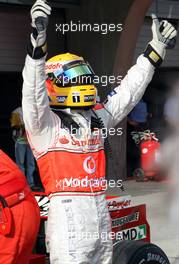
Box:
[22,0,52,136]
[103,15,177,127]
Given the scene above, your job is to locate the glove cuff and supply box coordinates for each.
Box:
[150,40,166,57]
[144,43,164,67]
[27,39,47,59]
[27,28,47,59]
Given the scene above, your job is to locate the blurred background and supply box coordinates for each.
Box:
[0,0,179,181]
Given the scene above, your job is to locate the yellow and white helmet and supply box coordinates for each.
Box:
[45,53,97,107]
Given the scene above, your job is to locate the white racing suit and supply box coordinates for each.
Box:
[22,54,154,264]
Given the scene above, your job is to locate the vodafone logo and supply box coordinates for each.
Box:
[45,63,62,71]
[83,156,96,174]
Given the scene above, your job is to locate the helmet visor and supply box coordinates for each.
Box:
[49,61,95,87]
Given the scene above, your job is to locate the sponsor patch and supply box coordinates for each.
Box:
[84,95,95,102]
[108,89,117,97]
[115,224,147,241]
[112,212,139,228]
[61,199,72,204]
[56,96,68,103]
[149,51,160,63]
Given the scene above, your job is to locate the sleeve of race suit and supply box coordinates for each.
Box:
[22,55,55,152]
[103,55,155,128]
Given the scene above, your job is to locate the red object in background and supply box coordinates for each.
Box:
[30,194,151,261]
[110,204,150,243]
[29,254,46,264]
[141,139,160,178]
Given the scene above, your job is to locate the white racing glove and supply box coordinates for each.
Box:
[28,0,51,59]
[144,14,177,67]
[31,0,51,31]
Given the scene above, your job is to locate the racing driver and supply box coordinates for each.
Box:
[22,0,177,263]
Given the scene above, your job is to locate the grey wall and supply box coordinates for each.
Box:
[66,0,133,100]
[0,7,29,72]
[134,1,179,142]
[0,6,66,72]
[134,0,179,67]
[0,1,156,180]
[148,0,179,19]
[134,18,179,67]
[0,0,80,8]
[65,0,133,181]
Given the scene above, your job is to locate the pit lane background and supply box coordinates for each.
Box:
[0,0,179,181]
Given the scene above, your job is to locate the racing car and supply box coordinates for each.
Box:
[29,193,170,264]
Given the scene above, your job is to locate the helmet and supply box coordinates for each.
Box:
[45,53,97,108]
